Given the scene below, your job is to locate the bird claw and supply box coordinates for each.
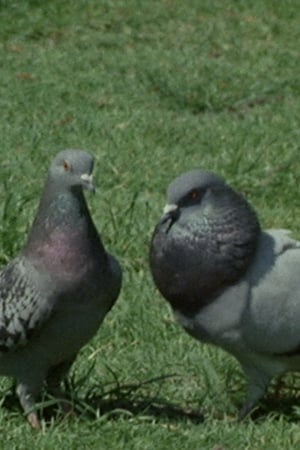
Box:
[25,399,75,429]
[27,411,41,430]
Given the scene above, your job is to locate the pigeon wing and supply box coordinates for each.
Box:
[0,257,53,352]
[242,229,300,355]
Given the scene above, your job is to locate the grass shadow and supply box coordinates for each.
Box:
[3,375,300,425]
[1,374,204,425]
[249,396,300,422]
[75,374,204,424]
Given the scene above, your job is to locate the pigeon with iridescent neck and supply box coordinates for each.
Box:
[150,169,300,419]
[0,149,122,428]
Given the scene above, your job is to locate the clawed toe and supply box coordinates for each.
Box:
[27,411,42,430]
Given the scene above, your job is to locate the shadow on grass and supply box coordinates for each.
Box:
[83,378,204,424]
[231,388,300,422]
[249,396,300,422]
[1,374,204,425]
[3,374,299,425]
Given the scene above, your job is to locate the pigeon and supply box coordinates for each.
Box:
[0,149,122,429]
[149,169,300,419]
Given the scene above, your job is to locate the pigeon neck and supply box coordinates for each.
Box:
[164,285,231,317]
[24,178,94,251]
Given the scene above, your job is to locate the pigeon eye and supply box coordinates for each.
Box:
[63,160,72,172]
[188,190,200,200]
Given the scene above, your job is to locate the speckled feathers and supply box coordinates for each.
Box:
[0,149,122,428]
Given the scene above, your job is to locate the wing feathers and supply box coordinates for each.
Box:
[0,258,52,352]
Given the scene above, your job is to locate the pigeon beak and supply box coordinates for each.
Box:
[160,204,179,232]
[163,204,178,215]
[80,174,95,193]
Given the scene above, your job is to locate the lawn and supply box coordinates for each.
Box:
[0,0,300,448]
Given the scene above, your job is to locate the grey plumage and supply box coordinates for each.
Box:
[0,149,122,428]
[149,169,300,419]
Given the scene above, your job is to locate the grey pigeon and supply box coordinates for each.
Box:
[0,149,122,428]
[149,169,300,419]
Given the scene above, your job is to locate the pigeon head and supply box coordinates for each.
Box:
[159,170,258,234]
[48,149,95,193]
[150,170,261,314]
[162,170,227,225]
[23,149,100,255]
[167,169,225,205]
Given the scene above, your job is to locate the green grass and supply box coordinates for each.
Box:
[0,0,300,448]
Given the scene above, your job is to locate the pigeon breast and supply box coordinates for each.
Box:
[150,175,260,315]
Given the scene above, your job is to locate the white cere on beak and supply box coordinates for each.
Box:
[80,173,95,192]
[163,204,178,215]
[81,173,93,183]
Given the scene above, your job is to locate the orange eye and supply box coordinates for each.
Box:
[189,190,200,200]
[63,160,72,171]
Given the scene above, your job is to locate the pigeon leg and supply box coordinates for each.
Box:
[27,411,41,430]
[238,397,259,421]
[16,380,43,430]
[238,364,271,420]
[46,356,77,415]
